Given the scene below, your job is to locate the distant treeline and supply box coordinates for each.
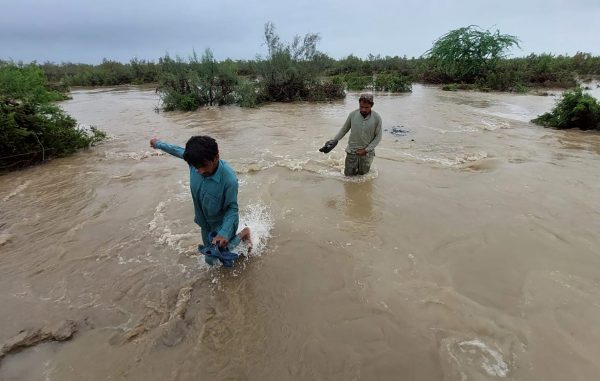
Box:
[4,23,599,113]
[12,52,600,91]
[3,23,600,113]
[2,24,599,172]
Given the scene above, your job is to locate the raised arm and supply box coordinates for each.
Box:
[150,138,184,159]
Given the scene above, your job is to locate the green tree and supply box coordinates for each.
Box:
[257,22,344,102]
[0,62,66,103]
[425,26,520,83]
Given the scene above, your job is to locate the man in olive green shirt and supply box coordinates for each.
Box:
[322,93,382,176]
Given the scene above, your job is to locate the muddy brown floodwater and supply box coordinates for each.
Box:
[1,85,600,380]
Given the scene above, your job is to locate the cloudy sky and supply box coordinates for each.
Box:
[1,0,599,64]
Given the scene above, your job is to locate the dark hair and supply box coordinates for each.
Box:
[358,93,374,105]
[183,135,219,168]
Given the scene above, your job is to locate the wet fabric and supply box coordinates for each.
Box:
[199,232,239,267]
[344,153,374,176]
[333,109,383,155]
[154,141,239,246]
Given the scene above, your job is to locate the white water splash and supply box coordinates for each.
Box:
[147,199,196,254]
[398,151,488,167]
[481,118,511,131]
[237,203,273,257]
[458,339,509,378]
[105,150,165,161]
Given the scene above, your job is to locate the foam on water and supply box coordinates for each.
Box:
[398,151,488,167]
[148,196,273,263]
[442,337,511,380]
[105,150,165,161]
[481,118,511,131]
[235,149,380,182]
[2,180,31,202]
[458,339,509,378]
[174,180,191,202]
[148,200,197,254]
[425,126,480,134]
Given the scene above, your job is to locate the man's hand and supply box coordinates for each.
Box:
[356,148,367,156]
[212,235,229,248]
[150,137,159,148]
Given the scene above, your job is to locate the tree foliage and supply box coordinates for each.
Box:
[0,63,67,103]
[10,25,600,107]
[157,49,238,111]
[425,26,520,83]
[0,62,105,170]
[256,22,344,102]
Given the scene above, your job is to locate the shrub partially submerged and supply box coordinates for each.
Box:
[531,87,600,130]
[256,22,345,103]
[0,98,106,169]
[373,73,412,92]
[0,63,106,170]
[334,73,412,93]
[157,50,239,111]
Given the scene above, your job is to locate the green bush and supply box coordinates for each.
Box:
[442,84,458,91]
[531,87,600,130]
[0,63,105,170]
[305,80,346,101]
[341,74,372,91]
[373,73,412,92]
[256,22,344,102]
[235,80,259,107]
[157,49,239,111]
[0,63,66,103]
[0,98,106,169]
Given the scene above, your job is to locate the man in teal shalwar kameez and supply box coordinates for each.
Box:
[150,135,251,264]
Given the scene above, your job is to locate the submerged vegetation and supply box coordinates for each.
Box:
[1,23,599,168]
[157,23,345,110]
[532,87,600,130]
[15,23,599,111]
[158,49,239,111]
[255,22,345,103]
[0,62,105,170]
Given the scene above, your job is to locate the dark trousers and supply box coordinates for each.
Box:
[344,153,374,176]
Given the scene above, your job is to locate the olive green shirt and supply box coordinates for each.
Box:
[333,109,383,156]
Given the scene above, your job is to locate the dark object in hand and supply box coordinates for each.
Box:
[319,140,338,153]
[199,231,239,268]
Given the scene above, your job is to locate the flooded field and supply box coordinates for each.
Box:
[1,85,599,380]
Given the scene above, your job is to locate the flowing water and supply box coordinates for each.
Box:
[1,85,600,380]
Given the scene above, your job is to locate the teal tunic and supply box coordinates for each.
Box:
[155,141,240,248]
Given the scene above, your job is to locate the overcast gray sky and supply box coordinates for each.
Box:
[1,0,599,64]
